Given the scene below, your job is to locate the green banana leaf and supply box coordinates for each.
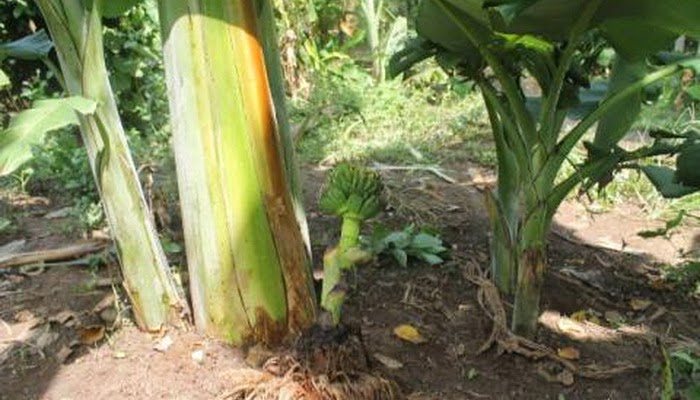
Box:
[641,165,699,199]
[415,0,489,70]
[0,30,53,61]
[592,58,645,150]
[487,0,700,60]
[409,0,700,78]
[0,97,97,176]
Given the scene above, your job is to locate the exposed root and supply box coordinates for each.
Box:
[225,325,400,400]
[462,260,641,381]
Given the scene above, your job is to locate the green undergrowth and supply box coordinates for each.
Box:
[292,65,495,166]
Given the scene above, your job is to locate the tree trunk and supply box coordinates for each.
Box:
[158,0,316,345]
[35,0,188,331]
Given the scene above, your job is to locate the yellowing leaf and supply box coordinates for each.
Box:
[557,347,581,360]
[393,324,427,344]
[629,298,652,311]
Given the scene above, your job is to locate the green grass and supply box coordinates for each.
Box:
[291,67,495,167]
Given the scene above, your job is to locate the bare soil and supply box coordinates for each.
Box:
[1,163,698,399]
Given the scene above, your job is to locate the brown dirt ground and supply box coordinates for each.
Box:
[1,163,699,399]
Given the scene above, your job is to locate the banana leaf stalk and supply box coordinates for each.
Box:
[258,0,311,256]
[35,0,188,331]
[158,0,316,345]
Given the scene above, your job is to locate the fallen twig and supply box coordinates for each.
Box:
[551,228,647,256]
[0,240,109,269]
[371,162,457,184]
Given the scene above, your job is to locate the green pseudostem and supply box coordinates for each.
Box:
[319,164,384,325]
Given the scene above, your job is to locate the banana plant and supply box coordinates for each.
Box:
[157,0,316,345]
[391,0,700,337]
[34,0,188,331]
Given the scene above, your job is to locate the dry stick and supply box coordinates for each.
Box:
[551,228,647,256]
[0,241,109,269]
[371,162,458,184]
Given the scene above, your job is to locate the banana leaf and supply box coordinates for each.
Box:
[0,97,96,176]
[488,0,700,60]
[0,30,53,61]
[641,165,699,199]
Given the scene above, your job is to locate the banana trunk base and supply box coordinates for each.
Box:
[511,246,546,338]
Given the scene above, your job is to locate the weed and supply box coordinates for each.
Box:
[364,224,447,267]
[662,262,700,297]
[670,349,700,400]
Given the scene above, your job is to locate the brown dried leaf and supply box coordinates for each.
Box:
[557,347,580,360]
[393,324,427,344]
[79,325,105,345]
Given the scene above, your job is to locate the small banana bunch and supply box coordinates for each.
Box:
[318,163,385,327]
[319,164,384,222]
